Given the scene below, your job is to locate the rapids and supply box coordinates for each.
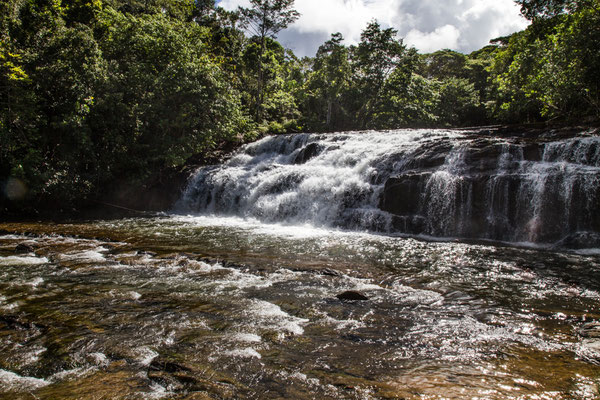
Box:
[178,128,600,248]
[0,216,599,399]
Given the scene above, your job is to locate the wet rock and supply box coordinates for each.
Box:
[147,359,203,393]
[15,242,35,253]
[294,142,321,164]
[298,267,343,277]
[336,291,369,301]
[320,268,343,277]
[379,173,429,216]
[578,322,600,365]
[137,250,157,257]
[465,141,503,173]
[149,358,192,373]
[555,232,600,249]
[522,142,542,161]
[342,333,366,342]
[579,321,600,338]
[148,370,187,392]
[0,315,45,331]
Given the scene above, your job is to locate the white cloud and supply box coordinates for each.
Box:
[405,24,461,53]
[216,0,529,56]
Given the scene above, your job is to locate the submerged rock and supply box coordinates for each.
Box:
[579,321,600,338]
[15,242,35,253]
[336,291,369,301]
[149,358,192,373]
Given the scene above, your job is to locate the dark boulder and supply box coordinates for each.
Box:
[522,142,542,161]
[294,142,321,164]
[149,358,192,373]
[379,173,429,216]
[336,291,369,301]
[555,232,600,249]
[15,243,35,253]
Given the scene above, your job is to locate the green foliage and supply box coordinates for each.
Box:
[352,22,418,128]
[95,9,246,174]
[241,37,300,128]
[489,1,600,122]
[1,0,251,210]
[2,0,599,214]
[515,0,586,20]
[303,33,351,130]
[419,49,468,80]
[435,77,481,126]
[240,0,300,40]
[240,0,300,121]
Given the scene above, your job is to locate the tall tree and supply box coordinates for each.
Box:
[487,1,599,122]
[352,21,415,128]
[306,32,351,130]
[240,0,299,121]
[419,49,468,80]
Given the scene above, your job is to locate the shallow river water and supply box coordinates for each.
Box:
[0,215,599,399]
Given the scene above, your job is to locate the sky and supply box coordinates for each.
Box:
[217,0,529,57]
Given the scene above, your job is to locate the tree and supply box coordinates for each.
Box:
[489,2,599,122]
[240,0,299,121]
[93,9,249,179]
[352,21,416,128]
[419,49,468,80]
[104,0,196,20]
[515,0,584,19]
[305,32,351,130]
[436,77,481,126]
[1,0,254,212]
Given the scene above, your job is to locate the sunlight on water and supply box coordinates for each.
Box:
[1,125,600,399]
[0,216,599,399]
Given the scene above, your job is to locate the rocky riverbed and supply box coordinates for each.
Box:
[1,216,599,399]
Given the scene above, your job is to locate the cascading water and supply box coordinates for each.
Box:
[177,129,600,248]
[3,129,600,399]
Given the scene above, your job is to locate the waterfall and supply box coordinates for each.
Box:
[177,129,600,248]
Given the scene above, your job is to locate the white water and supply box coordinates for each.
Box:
[178,129,600,247]
[1,222,599,398]
[178,130,462,230]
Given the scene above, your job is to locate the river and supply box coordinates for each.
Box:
[1,129,599,399]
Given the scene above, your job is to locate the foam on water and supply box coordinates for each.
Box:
[127,290,142,300]
[0,369,49,391]
[145,381,173,400]
[247,299,308,335]
[57,249,107,263]
[177,130,600,248]
[178,130,461,228]
[136,347,159,366]
[89,352,109,366]
[0,255,49,266]
[0,215,598,398]
[26,277,44,287]
[224,348,262,359]
[49,366,96,382]
[230,332,262,343]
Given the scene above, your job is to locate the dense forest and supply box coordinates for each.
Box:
[1,0,599,214]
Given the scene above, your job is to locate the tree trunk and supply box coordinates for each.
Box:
[326,98,332,128]
[255,26,267,122]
